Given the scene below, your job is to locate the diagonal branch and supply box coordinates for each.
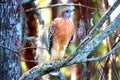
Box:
[79,42,120,62]
[68,13,120,65]
[62,0,120,65]
[78,0,120,49]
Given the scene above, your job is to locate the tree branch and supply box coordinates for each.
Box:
[80,42,120,62]
[0,45,18,53]
[19,8,120,80]
[25,3,105,12]
[19,40,120,80]
[21,59,38,63]
[19,46,48,52]
[79,0,120,49]
[0,45,47,53]
[30,2,44,25]
[68,13,120,65]
[21,0,35,4]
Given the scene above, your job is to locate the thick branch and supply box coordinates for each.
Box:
[19,44,120,80]
[19,42,120,80]
[68,13,120,65]
[66,0,120,65]
[79,0,120,49]
[63,0,120,65]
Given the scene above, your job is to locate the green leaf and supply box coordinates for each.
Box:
[92,0,97,3]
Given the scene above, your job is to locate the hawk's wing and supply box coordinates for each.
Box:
[48,24,55,54]
[66,34,74,50]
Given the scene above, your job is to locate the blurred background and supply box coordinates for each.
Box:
[21,0,120,80]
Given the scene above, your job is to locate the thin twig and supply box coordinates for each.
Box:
[0,45,18,53]
[0,45,48,53]
[21,59,38,63]
[21,0,35,4]
[81,43,120,62]
[24,37,36,41]
[25,3,105,12]
[19,46,48,52]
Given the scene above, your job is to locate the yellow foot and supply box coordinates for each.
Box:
[64,53,68,58]
[54,56,60,60]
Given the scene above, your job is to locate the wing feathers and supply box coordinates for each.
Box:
[48,24,55,54]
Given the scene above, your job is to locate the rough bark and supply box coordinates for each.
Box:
[0,0,23,80]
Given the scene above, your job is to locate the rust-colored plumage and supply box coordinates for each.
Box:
[48,7,74,60]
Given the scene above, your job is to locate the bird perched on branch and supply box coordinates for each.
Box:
[48,7,74,61]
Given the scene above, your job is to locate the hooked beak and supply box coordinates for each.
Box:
[68,6,75,12]
[70,6,75,12]
[72,8,75,12]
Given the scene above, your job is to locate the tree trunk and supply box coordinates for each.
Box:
[0,0,23,79]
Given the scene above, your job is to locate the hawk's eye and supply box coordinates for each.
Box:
[66,10,69,13]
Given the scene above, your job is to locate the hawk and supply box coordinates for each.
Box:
[48,7,74,61]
